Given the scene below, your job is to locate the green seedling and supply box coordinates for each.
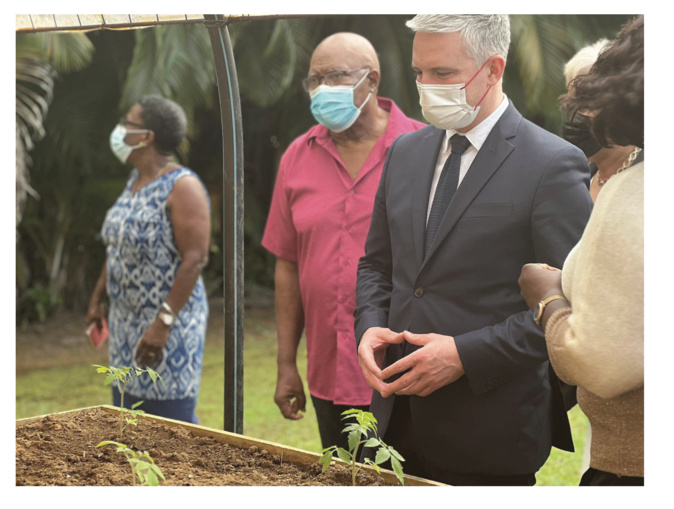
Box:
[97,441,165,486]
[319,409,405,486]
[93,365,160,438]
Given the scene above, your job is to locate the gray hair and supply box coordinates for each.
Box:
[564,39,611,87]
[406,14,511,67]
[137,95,187,155]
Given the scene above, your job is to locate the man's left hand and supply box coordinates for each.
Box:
[135,320,169,368]
[379,331,465,398]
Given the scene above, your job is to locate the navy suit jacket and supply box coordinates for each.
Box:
[354,102,593,477]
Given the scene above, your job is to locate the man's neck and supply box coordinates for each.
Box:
[331,99,389,145]
[456,87,504,134]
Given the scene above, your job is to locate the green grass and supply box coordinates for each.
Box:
[15,308,588,485]
[536,406,588,486]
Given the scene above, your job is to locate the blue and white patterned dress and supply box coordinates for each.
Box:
[101,167,209,400]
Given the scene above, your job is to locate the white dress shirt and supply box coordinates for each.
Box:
[426,95,510,223]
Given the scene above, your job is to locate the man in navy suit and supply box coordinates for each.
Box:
[355,14,593,486]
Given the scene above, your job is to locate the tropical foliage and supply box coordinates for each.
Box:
[16,15,634,324]
[15,32,94,228]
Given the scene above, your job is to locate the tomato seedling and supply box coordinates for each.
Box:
[319,409,405,486]
[97,441,165,486]
[93,365,160,438]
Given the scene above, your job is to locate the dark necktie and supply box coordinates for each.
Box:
[424,134,472,257]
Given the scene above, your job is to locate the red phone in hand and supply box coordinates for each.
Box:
[86,319,109,348]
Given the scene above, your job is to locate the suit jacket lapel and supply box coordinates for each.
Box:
[420,103,522,271]
[412,127,446,269]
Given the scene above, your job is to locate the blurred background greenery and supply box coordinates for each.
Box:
[16,14,633,324]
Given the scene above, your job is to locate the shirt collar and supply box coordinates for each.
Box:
[441,95,510,152]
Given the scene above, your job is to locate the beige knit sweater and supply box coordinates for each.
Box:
[546,162,644,477]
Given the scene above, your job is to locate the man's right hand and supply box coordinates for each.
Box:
[274,366,307,420]
[357,327,404,396]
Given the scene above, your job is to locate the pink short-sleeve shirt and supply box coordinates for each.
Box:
[262,98,425,405]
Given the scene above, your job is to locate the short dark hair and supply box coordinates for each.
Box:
[560,16,644,149]
[137,95,188,155]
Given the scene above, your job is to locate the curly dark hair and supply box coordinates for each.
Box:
[137,95,188,155]
[560,15,643,149]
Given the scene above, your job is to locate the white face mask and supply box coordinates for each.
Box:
[109,124,149,163]
[416,59,492,131]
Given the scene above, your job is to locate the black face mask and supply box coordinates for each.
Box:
[562,112,602,158]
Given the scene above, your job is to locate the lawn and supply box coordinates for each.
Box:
[15,307,589,485]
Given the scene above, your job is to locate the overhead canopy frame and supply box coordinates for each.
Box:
[16,14,302,32]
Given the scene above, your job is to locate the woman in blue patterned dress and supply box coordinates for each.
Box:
[86,95,210,424]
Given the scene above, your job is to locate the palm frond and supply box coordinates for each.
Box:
[17,32,94,73]
[15,57,55,219]
[233,19,298,107]
[16,58,55,147]
[120,25,215,116]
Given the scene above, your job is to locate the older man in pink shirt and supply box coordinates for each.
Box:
[262,32,425,450]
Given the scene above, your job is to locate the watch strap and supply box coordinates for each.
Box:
[534,294,568,326]
[161,302,176,318]
[158,302,176,327]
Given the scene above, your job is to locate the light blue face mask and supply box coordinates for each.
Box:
[309,70,372,133]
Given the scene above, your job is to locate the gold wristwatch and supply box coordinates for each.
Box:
[533,295,568,326]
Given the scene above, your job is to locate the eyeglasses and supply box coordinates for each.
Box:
[119,117,147,130]
[302,67,371,92]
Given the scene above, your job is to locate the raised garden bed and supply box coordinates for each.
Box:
[15,406,443,486]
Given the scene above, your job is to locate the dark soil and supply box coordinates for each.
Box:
[15,407,390,486]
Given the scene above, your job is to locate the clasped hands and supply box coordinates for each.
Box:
[358,327,465,398]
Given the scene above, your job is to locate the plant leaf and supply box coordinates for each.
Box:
[145,469,159,486]
[391,456,405,486]
[131,401,144,410]
[347,430,360,453]
[341,409,360,416]
[319,450,333,473]
[97,440,124,448]
[388,446,405,462]
[364,438,380,448]
[374,448,391,465]
[336,448,351,464]
[149,463,166,480]
[364,459,381,473]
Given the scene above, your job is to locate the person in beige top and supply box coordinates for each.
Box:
[518,15,644,486]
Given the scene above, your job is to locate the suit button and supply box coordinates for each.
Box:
[414,287,424,298]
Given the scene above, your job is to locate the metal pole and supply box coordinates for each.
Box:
[204,14,244,434]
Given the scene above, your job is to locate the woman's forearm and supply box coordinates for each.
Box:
[90,259,108,305]
[86,259,108,326]
[163,251,208,316]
